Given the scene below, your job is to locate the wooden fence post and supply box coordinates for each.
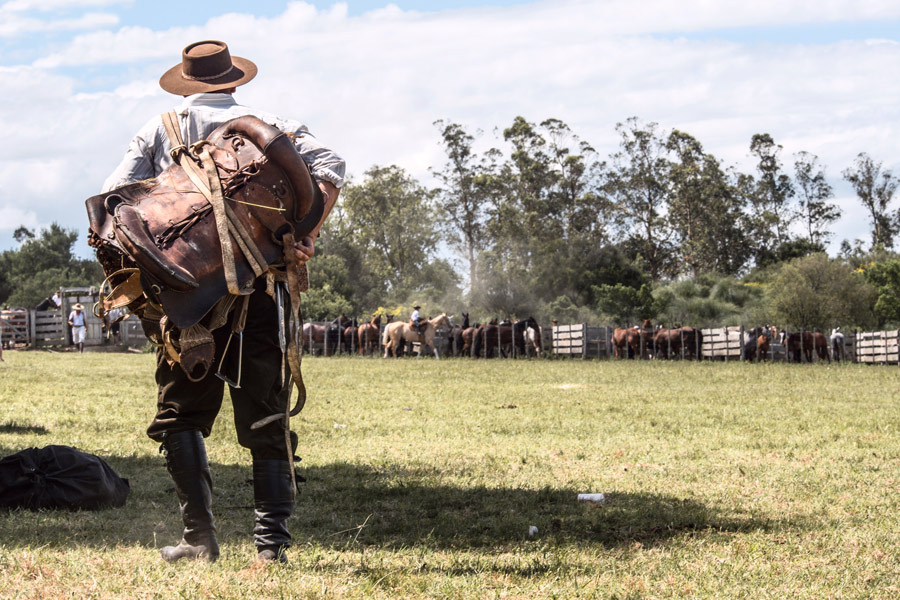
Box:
[581,323,587,360]
[28,310,37,349]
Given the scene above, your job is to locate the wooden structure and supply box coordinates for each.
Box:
[1,287,146,351]
[855,330,899,364]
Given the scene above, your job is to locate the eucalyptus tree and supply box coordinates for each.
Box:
[748,133,796,248]
[666,130,750,277]
[603,117,675,281]
[432,120,495,296]
[842,153,899,250]
[485,116,612,308]
[793,151,840,246]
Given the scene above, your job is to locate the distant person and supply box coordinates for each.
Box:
[410,304,423,335]
[68,303,86,353]
[51,290,62,308]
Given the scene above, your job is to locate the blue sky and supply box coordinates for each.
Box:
[1,0,899,259]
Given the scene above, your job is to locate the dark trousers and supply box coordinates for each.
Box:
[148,281,292,460]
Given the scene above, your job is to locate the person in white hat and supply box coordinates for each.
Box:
[67,303,86,353]
[102,40,346,565]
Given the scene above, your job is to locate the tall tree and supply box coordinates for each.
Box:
[667,130,749,276]
[793,151,840,246]
[748,133,796,247]
[486,117,612,310]
[0,223,102,307]
[432,120,494,298]
[842,153,899,250]
[339,165,440,300]
[604,117,674,280]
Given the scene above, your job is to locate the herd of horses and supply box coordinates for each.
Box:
[302,313,848,362]
[301,312,544,359]
[611,320,846,363]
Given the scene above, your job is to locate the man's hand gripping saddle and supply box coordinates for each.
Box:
[86,115,322,413]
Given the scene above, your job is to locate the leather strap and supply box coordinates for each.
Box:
[197,144,241,295]
[163,111,267,295]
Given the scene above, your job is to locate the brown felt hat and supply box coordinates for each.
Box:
[159,40,257,95]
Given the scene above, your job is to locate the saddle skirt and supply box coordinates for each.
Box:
[86,115,323,329]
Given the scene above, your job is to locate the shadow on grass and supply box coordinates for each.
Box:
[0,448,802,555]
[0,422,49,435]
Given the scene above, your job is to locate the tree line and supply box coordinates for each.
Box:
[2,115,898,332]
[309,115,899,330]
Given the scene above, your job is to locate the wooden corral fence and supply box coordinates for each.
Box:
[553,324,614,359]
[855,330,900,364]
[548,323,895,365]
[0,309,29,348]
[1,286,147,351]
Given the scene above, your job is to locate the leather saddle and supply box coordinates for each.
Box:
[86,115,323,329]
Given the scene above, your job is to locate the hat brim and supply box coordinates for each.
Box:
[159,55,258,95]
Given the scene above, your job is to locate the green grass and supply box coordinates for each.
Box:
[0,351,899,598]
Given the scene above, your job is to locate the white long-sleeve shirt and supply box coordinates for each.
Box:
[102,93,345,192]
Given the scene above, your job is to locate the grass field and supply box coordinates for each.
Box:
[0,351,898,599]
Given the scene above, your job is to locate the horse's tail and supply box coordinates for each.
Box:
[472,328,483,358]
[382,325,390,346]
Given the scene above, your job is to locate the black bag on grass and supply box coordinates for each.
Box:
[0,445,129,510]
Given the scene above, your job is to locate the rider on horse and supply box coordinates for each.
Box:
[410,305,424,336]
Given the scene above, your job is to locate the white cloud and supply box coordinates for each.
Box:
[1,0,130,11]
[2,0,900,257]
[0,12,118,37]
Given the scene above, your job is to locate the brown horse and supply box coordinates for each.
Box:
[461,325,477,356]
[356,315,382,355]
[654,326,702,360]
[612,320,654,359]
[612,327,631,358]
[448,312,470,356]
[302,315,350,356]
[342,318,358,354]
[382,313,453,358]
[784,330,829,363]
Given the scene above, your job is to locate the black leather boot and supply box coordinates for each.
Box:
[253,459,294,563]
[160,430,219,563]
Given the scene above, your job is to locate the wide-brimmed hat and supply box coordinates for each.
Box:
[73,303,84,310]
[413,305,421,310]
[159,40,257,95]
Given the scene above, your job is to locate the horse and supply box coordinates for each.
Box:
[448,312,470,356]
[830,328,845,362]
[784,330,828,363]
[615,319,654,359]
[341,318,358,354]
[382,313,453,358]
[813,332,830,363]
[461,325,477,357]
[524,320,543,357]
[612,327,631,358]
[357,315,382,355]
[511,317,540,357]
[302,315,351,356]
[654,326,702,360]
[474,317,532,358]
[35,297,56,311]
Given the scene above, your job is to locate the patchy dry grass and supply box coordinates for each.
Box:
[0,351,898,598]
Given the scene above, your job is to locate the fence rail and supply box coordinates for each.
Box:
[547,322,899,365]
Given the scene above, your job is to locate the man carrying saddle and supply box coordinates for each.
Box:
[99,41,345,564]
